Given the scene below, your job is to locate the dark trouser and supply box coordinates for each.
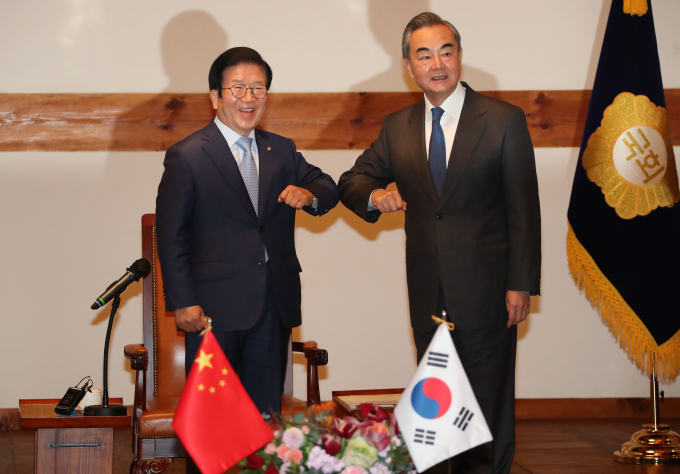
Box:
[184,262,289,474]
[413,291,517,474]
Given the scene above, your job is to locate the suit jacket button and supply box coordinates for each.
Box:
[436,213,443,220]
[260,226,265,232]
[258,260,265,267]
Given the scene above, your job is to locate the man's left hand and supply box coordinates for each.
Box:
[278,185,314,209]
[506,290,530,327]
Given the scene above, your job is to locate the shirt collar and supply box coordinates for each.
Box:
[214,117,258,151]
[424,82,466,122]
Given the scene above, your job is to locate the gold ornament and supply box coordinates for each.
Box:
[582,92,679,219]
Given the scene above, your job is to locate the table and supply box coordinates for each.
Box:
[19,398,130,474]
[332,388,404,417]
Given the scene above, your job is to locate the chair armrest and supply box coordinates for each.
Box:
[292,340,327,405]
[124,343,148,455]
[124,344,148,371]
[292,341,328,366]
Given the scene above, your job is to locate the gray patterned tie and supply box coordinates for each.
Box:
[235,136,268,261]
[235,136,258,216]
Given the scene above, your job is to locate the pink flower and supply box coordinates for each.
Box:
[340,466,367,474]
[284,448,304,464]
[282,427,305,449]
[302,425,310,434]
[277,444,290,459]
[265,443,277,455]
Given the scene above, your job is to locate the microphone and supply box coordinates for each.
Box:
[90,258,151,309]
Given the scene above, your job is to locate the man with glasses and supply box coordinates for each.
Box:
[156,48,339,472]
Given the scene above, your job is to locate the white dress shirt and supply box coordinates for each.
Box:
[368,82,466,210]
[214,117,259,173]
[424,82,466,165]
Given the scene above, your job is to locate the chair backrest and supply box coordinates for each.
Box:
[142,214,186,401]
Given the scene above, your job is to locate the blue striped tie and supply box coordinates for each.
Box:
[429,107,446,197]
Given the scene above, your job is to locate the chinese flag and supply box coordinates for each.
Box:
[172,330,274,474]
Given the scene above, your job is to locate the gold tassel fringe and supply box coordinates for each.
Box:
[623,0,648,16]
[567,222,680,379]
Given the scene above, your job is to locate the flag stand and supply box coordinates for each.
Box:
[613,368,680,464]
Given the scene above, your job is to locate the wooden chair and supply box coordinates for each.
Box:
[124,214,328,474]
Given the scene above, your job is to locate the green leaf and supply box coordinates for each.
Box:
[293,412,306,424]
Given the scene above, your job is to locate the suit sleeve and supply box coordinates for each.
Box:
[501,107,542,295]
[155,144,199,311]
[289,138,340,216]
[338,117,395,223]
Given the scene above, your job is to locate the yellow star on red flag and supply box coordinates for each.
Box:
[194,350,214,371]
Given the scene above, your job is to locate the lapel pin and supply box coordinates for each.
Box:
[267,147,271,152]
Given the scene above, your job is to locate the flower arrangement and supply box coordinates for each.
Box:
[240,402,414,474]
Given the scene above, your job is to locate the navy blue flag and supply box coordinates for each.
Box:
[567,0,680,377]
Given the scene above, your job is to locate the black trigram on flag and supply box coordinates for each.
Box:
[414,428,436,445]
[454,407,474,431]
[426,351,449,368]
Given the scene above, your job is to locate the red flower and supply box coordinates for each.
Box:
[360,404,388,422]
[365,429,391,452]
[265,464,278,474]
[333,417,358,438]
[388,413,400,436]
[245,453,265,470]
[360,403,373,419]
[321,434,342,456]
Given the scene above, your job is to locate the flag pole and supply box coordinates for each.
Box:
[440,311,453,474]
[614,357,680,464]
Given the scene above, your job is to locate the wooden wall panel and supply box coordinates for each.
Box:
[515,397,680,420]
[1,90,678,151]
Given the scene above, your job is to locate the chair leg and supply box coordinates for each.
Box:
[130,456,174,474]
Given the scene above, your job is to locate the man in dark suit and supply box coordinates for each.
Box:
[339,13,540,474]
[156,47,338,472]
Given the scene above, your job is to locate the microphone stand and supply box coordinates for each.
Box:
[85,295,127,416]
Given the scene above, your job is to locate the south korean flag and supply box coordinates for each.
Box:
[395,323,492,472]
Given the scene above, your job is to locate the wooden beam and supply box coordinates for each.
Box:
[1,90,679,151]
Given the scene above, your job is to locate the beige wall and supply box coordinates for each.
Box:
[1,0,680,407]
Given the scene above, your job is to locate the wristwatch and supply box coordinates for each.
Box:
[309,196,318,210]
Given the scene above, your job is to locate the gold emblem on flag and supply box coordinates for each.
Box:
[582,92,679,219]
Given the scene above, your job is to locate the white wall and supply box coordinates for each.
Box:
[1,0,680,408]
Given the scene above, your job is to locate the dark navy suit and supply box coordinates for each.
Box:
[155,120,338,446]
[157,120,338,333]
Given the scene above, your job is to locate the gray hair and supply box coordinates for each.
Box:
[402,12,462,59]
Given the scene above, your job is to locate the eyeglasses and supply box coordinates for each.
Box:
[223,84,268,99]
